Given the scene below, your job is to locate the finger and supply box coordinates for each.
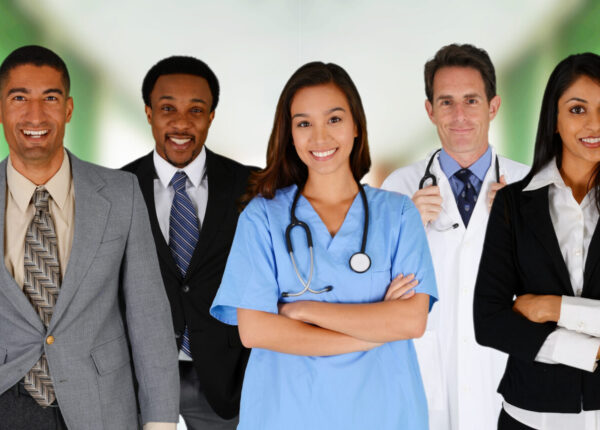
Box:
[386,276,417,297]
[387,280,419,300]
[500,174,507,185]
[413,186,441,197]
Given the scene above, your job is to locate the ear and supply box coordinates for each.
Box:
[145,105,153,124]
[65,97,74,123]
[208,109,215,126]
[488,95,501,121]
[425,99,435,123]
[354,123,358,139]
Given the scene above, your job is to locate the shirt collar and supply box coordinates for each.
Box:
[523,158,564,192]
[438,145,491,182]
[153,146,207,189]
[7,149,72,212]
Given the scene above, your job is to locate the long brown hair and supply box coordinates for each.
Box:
[242,62,371,204]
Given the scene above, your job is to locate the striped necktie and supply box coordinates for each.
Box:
[22,188,61,407]
[169,171,199,358]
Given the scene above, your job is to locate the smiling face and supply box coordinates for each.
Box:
[146,73,215,168]
[290,83,357,180]
[0,64,72,173]
[425,66,500,166]
[557,75,600,176]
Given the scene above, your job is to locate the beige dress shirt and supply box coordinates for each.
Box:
[4,151,176,430]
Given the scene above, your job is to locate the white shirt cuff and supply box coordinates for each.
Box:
[558,296,600,337]
[144,423,177,430]
[535,327,600,372]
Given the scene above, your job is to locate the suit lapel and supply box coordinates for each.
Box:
[185,149,233,277]
[49,152,111,330]
[520,186,573,295]
[133,153,181,279]
[584,219,600,290]
[0,159,46,332]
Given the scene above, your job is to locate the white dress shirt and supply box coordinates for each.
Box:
[153,148,208,362]
[504,159,600,429]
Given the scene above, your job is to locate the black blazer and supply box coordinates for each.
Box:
[122,149,251,419]
[473,178,600,413]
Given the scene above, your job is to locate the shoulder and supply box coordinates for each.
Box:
[497,156,530,181]
[365,185,413,217]
[121,151,153,174]
[206,148,255,175]
[381,158,427,194]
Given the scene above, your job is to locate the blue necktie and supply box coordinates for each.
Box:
[454,168,477,227]
[169,171,199,358]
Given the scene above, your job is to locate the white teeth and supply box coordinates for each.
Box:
[23,130,48,136]
[170,137,191,145]
[582,137,600,144]
[311,149,336,158]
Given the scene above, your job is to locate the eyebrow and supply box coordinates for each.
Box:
[7,88,64,96]
[291,106,346,119]
[435,93,483,102]
[564,97,587,104]
[158,95,208,105]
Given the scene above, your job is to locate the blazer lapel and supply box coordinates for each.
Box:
[49,152,111,329]
[0,159,46,332]
[520,186,573,295]
[584,220,600,290]
[185,149,232,277]
[134,154,181,279]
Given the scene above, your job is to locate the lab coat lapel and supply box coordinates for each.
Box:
[520,186,572,295]
[49,152,111,330]
[0,159,46,333]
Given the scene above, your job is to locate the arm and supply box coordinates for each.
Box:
[238,308,382,355]
[121,177,179,425]
[279,293,429,343]
[473,189,556,361]
[514,293,600,371]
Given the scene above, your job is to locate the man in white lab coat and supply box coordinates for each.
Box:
[382,44,529,430]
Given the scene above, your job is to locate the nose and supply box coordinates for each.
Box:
[24,100,45,124]
[169,111,192,130]
[589,110,600,132]
[453,103,467,122]
[312,123,329,144]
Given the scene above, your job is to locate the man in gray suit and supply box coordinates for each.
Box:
[0,46,179,429]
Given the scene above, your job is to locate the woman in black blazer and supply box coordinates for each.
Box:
[474,53,600,430]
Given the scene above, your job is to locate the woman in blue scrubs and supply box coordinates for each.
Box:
[211,62,438,429]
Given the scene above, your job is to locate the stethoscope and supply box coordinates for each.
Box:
[419,149,500,231]
[281,184,371,298]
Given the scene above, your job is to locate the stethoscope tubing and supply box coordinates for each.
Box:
[419,149,500,189]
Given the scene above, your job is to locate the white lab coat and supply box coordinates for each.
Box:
[381,147,530,430]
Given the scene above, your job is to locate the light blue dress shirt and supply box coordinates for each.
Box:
[438,146,492,201]
[211,185,438,429]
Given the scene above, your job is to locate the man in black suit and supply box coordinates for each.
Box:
[122,56,251,430]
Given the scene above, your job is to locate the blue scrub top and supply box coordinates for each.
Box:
[211,184,438,429]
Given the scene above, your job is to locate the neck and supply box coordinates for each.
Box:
[10,151,64,185]
[303,168,358,203]
[446,143,489,168]
[560,158,596,204]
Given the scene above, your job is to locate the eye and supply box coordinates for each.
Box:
[190,107,204,114]
[466,98,478,105]
[45,95,58,101]
[329,116,342,124]
[12,95,26,101]
[160,105,174,112]
[296,120,310,128]
[440,100,451,106]
[569,105,585,114]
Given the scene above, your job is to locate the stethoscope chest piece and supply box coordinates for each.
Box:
[349,252,371,273]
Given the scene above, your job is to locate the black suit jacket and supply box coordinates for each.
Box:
[473,178,600,413]
[122,148,251,419]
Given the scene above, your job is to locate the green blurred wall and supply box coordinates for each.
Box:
[500,0,600,164]
[0,0,99,161]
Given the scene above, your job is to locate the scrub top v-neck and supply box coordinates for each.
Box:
[211,184,438,429]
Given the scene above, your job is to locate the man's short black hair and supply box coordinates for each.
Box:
[424,43,496,102]
[0,45,70,94]
[142,56,220,111]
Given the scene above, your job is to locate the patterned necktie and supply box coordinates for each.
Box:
[22,188,61,407]
[454,168,477,227]
[169,171,199,358]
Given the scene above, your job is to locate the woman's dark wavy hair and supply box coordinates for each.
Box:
[526,52,600,210]
[242,62,371,204]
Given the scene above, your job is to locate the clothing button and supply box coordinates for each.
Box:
[574,249,582,256]
[46,336,55,345]
[577,322,585,332]
[182,285,190,293]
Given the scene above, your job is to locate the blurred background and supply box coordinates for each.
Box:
[1,0,600,186]
[1,1,599,428]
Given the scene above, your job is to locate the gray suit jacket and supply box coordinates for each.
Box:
[0,152,179,429]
